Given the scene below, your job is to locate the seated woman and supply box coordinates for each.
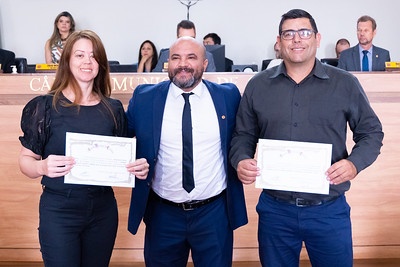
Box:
[44,11,75,64]
[137,40,158,72]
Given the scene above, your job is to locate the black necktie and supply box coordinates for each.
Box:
[182,93,195,193]
[362,50,369,71]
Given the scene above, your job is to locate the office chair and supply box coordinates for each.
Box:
[261,59,273,71]
[320,58,339,67]
[14,58,28,73]
[231,64,258,72]
[109,64,138,72]
[108,60,120,65]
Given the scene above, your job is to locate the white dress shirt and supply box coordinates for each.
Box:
[152,81,226,202]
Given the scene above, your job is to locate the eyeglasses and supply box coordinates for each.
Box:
[280,29,315,40]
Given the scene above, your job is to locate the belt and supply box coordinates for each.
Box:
[150,190,225,211]
[264,191,338,207]
[42,185,113,198]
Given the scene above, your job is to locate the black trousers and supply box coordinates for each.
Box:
[39,186,118,267]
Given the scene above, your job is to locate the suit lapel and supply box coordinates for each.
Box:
[352,46,361,71]
[371,45,378,71]
[204,80,227,152]
[152,81,170,156]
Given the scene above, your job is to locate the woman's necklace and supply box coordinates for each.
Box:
[60,35,69,42]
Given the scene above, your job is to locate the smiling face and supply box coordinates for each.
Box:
[278,17,320,66]
[69,38,99,85]
[168,37,208,92]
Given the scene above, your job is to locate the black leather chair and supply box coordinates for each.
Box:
[225,58,233,72]
[14,57,28,73]
[320,58,339,67]
[0,48,16,73]
[231,64,258,72]
[108,60,120,65]
[261,59,273,71]
[109,64,138,72]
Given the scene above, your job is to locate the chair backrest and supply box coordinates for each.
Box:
[225,58,233,72]
[261,59,273,71]
[0,48,16,73]
[231,64,258,72]
[320,58,339,67]
[109,64,138,73]
[14,57,28,73]
[108,60,120,65]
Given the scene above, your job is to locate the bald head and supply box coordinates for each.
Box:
[168,37,208,91]
[169,37,206,61]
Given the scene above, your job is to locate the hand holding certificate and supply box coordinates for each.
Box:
[65,132,136,187]
[256,139,332,195]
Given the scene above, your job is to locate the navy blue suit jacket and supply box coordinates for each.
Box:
[337,44,390,71]
[126,79,248,234]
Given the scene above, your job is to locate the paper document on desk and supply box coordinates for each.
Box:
[65,132,136,187]
[256,139,332,194]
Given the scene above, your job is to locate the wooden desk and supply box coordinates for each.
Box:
[1,72,399,262]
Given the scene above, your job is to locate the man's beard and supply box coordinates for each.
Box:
[169,67,201,89]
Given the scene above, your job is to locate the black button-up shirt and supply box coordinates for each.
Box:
[230,59,384,200]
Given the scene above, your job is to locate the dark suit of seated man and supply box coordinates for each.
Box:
[153,20,216,72]
[337,15,390,71]
[0,48,16,73]
[337,45,390,71]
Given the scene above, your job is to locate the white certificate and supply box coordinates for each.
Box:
[65,132,136,187]
[256,139,332,194]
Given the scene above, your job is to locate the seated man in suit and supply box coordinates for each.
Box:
[0,48,16,73]
[203,32,233,72]
[338,15,390,71]
[153,20,216,72]
[335,38,350,58]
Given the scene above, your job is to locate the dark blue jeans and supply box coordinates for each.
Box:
[143,192,233,267]
[39,186,118,267]
[257,192,353,267]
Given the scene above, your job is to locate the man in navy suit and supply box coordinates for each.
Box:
[126,36,247,267]
[338,15,390,71]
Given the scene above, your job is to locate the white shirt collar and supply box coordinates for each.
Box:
[170,81,206,100]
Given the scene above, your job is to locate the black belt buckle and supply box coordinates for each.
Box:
[295,198,308,207]
[151,190,224,211]
[181,202,196,211]
[295,198,322,207]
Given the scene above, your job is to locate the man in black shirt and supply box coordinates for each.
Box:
[230,9,383,267]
